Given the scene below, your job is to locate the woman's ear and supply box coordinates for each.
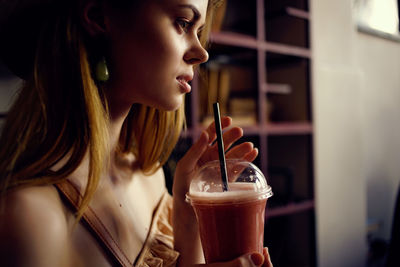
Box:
[80,0,108,37]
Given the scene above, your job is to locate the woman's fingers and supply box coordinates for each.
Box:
[208,126,243,152]
[200,117,259,167]
[226,141,258,162]
[177,131,209,172]
[199,125,243,163]
[243,148,258,162]
[226,142,254,158]
[221,127,243,152]
[205,116,232,144]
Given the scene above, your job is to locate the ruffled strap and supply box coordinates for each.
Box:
[135,192,180,267]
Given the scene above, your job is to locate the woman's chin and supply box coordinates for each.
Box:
[151,98,183,112]
[162,96,185,111]
[163,103,182,112]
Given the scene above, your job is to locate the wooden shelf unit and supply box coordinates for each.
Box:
[167,0,316,266]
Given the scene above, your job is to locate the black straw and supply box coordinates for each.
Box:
[213,102,229,191]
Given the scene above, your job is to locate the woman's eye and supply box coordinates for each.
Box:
[176,19,192,32]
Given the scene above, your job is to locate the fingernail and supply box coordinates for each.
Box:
[248,142,254,149]
[250,253,263,265]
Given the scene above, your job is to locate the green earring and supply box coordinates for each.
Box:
[96,57,109,82]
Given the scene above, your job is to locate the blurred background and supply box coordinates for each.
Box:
[1,0,400,266]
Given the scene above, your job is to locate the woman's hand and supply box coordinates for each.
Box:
[173,116,258,201]
[193,248,273,267]
[173,117,260,266]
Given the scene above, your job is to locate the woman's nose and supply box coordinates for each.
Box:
[184,39,209,65]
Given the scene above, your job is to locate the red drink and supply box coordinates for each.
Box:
[186,160,273,264]
[191,191,267,263]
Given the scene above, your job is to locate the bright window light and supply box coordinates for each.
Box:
[354,0,400,38]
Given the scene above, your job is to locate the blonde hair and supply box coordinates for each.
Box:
[0,0,223,218]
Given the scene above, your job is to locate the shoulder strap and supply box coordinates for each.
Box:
[55,180,133,267]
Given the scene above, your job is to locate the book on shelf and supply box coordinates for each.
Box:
[202,114,256,128]
[201,96,257,128]
[199,63,262,127]
[229,98,255,115]
[211,0,227,32]
[199,64,231,121]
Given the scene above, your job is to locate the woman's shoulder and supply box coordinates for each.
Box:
[1,184,68,223]
[0,184,70,266]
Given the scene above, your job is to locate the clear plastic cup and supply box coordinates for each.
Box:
[186,159,273,263]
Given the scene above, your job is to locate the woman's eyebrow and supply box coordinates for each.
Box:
[178,4,201,20]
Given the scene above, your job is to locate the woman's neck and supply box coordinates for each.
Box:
[107,94,132,153]
[106,99,137,185]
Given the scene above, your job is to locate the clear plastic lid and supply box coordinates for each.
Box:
[186,159,273,204]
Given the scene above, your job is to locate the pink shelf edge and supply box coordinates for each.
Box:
[264,122,313,135]
[210,32,311,58]
[181,122,313,138]
[266,200,314,218]
[241,123,313,135]
[210,31,258,49]
[285,7,310,20]
[262,83,292,94]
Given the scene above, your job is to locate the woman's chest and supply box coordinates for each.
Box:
[66,169,166,266]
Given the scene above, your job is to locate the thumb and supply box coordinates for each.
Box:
[178,131,209,171]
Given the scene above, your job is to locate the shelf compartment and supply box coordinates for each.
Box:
[205,42,258,66]
[265,17,310,48]
[267,135,314,202]
[266,52,311,122]
[198,45,258,124]
[265,0,309,12]
[265,0,310,48]
[264,210,316,267]
[264,7,310,21]
[217,0,257,37]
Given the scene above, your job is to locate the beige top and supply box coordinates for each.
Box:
[135,192,179,267]
[56,180,179,267]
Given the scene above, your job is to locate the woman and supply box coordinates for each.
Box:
[0,0,273,266]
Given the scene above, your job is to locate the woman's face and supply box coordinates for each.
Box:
[105,0,209,112]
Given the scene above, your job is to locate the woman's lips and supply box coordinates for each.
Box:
[177,78,192,93]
